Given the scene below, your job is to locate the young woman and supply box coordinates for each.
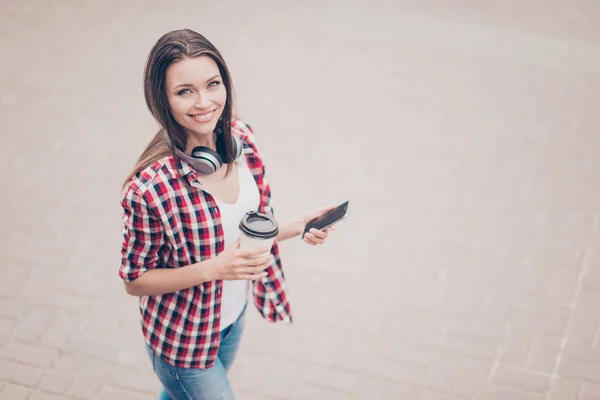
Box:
[118,29,335,399]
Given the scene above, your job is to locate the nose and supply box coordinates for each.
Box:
[193,92,211,109]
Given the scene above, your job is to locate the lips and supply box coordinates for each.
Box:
[189,109,215,122]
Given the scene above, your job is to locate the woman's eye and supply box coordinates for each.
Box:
[208,81,221,88]
[178,89,192,95]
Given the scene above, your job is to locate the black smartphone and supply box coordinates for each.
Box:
[302,201,350,238]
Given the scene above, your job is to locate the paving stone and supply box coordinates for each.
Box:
[1,1,600,398]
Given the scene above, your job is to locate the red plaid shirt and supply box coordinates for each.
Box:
[119,119,292,368]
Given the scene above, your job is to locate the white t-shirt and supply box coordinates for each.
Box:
[214,160,260,330]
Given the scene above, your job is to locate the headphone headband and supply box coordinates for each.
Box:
[164,131,243,175]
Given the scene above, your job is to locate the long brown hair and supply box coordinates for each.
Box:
[123,29,236,188]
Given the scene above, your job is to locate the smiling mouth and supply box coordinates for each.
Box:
[189,109,216,122]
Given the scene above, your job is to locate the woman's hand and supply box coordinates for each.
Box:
[301,206,338,246]
[213,238,273,280]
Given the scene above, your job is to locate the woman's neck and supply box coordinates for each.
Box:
[186,131,216,152]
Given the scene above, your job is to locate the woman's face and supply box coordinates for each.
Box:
[165,55,227,144]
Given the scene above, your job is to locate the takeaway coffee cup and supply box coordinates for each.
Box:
[238,211,279,257]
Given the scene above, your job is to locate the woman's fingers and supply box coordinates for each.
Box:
[303,228,330,246]
[235,259,272,275]
[310,228,328,239]
[238,247,271,258]
[240,266,269,280]
[236,254,271,267]
[239,272,268,280]
[303,234,318,246]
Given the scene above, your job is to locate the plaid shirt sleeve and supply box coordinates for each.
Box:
[119,185,165,282]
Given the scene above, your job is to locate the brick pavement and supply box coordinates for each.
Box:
[1,0,600,399]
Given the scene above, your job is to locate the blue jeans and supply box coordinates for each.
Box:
[145,307,246,400]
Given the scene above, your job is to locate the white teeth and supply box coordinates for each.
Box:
[191,111,214,121]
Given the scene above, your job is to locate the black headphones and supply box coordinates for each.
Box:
[164,131,243,175]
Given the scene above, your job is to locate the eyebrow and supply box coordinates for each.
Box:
[173,74,222,90]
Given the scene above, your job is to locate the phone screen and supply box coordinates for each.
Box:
[304,201,349,235]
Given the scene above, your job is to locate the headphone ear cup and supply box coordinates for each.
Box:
[190,146,223,174]
[167,131,243,175]
[231,135,243,161]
